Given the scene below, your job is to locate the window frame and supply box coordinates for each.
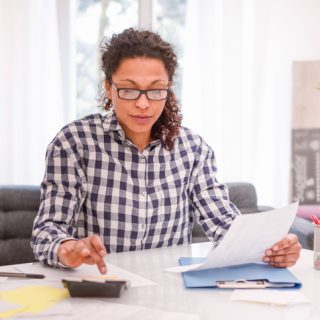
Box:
[138,0,153,30]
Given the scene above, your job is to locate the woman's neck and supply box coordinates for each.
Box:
[125,131,151,152]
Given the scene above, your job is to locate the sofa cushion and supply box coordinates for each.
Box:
[0,210,37,239]
[0,185,40,211]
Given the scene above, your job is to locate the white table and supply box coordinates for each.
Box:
[1,242,320,320]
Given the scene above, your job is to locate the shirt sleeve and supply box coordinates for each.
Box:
[189,140,240,246]
[31,142,87,267]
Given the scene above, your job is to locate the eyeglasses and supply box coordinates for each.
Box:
[110,79,169,101]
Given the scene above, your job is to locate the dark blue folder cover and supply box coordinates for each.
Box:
[179,257,302,289]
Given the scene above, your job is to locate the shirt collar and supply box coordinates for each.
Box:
[102,109,126,140]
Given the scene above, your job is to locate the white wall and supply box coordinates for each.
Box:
[182,0,320,207]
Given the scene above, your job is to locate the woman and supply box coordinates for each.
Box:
[31,28,301,274]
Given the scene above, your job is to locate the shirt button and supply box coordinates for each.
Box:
[142,191,147,196]
[141,158,146,163]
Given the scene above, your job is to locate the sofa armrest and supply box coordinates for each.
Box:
[289,216,313,250]
[0,185,40,265]
[192,182,259,243]
[227,182,257,209]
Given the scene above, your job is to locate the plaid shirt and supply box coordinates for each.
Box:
[31,111,239,266]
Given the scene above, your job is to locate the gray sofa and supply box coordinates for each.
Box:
[0,183,313,266]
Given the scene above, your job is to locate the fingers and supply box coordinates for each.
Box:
[263,249,301,267]
[90,234,107,257]
[76,240,92,258]
[58,236,107,274]
[269,234,299,252]
[88,235,107,274]
[264,254,299,268]
[264,233,299,258]
[263,234,302,268]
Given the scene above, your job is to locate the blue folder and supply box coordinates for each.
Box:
[179,257,302,289]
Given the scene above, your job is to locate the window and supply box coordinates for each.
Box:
[76,0,186,117]
[76,0,138,117]
[153,0,187,101]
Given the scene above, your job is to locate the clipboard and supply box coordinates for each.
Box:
[179,257,302,289]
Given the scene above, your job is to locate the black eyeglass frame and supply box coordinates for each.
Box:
[109,79,170,101]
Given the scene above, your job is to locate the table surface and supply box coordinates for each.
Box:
[2,242,320,320]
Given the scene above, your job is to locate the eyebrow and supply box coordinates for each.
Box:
[117,79,168,85]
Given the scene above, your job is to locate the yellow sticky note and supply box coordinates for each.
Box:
[0,285,69,318]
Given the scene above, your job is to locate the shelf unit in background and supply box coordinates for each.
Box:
[292,61,320,219]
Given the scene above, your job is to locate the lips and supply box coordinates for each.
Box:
[132,115,152,119]
[131,114,152,124]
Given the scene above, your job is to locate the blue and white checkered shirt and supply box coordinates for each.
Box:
[31,110,239,266]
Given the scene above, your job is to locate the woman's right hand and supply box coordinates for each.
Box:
[57,235,107,274]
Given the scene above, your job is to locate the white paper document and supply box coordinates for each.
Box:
[230,289,312,306]
[0,276,8,283]
[59,300,200,320]
[0,281,198,320]
[166,202,299,273]
[14,262,157,288]
[0,300,21,313]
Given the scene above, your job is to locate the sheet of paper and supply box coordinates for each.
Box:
[0,280,198,320]
[0,301,21,313]
[230,289,313,306]
[0,265,19,283]
[14,262,157,288]
[45,299,200,320]
[166,202,299,272]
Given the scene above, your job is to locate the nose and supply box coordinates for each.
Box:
[135,93,150,109]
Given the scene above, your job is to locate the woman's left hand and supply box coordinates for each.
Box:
[263,233,302,267]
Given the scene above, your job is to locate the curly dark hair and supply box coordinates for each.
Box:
[99,28,182,150]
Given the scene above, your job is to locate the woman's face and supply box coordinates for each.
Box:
[106,57,169,144]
